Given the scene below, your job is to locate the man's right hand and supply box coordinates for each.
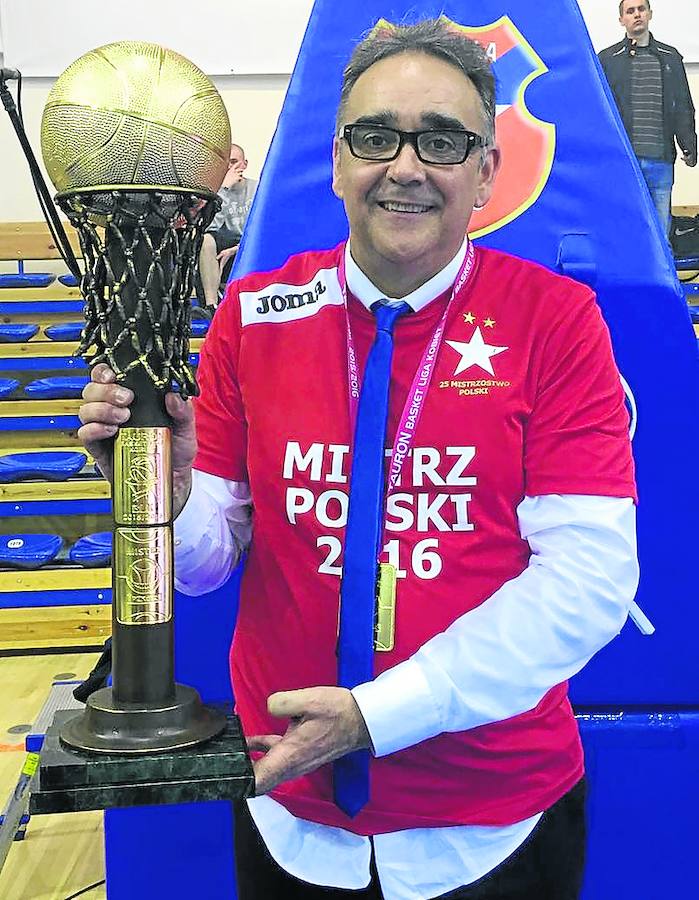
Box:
[78,363,198,518]
[222,166,245,189]
[217,244,239,272]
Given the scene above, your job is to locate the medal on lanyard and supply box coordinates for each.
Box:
[375,562,398,651]
[339,241,477,652]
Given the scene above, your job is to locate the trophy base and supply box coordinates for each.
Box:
[30,707,253,815]
[59,684,226,754]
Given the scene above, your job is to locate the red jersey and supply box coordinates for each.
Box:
[193,243,636,833]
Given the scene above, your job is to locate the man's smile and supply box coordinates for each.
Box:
[376,200,436,214]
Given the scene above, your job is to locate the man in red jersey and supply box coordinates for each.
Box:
[78,19,638,900]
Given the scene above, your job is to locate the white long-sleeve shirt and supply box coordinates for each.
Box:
[173,243,640,898]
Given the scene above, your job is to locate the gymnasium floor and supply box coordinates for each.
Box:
[0,652,106,900]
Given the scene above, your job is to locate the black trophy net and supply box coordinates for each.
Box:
[57,189,219,401]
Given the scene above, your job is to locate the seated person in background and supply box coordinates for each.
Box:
[198,143,257,309]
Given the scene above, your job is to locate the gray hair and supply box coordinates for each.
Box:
[336,18,496,149]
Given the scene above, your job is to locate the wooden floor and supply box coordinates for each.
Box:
[0,652,106,900]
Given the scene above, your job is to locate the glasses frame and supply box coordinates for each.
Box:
[341,123,485,166]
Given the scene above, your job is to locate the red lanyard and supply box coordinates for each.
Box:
[337,240,476,494]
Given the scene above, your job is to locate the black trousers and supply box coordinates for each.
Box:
[233,779,586,900]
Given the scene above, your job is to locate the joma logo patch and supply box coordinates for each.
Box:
[240,267,343,326]
[255,279,326,314]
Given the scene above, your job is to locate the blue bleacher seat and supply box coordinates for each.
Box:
[44,322,84,342]
[58,274,80,287]
[0,274,55,289]
[24,376,90,399]
[190,320,210,337]
[0,378,20,399]
[0,534,63,569]
[0,324,40,343]
[0,451,87,482]
[69,532,112,567]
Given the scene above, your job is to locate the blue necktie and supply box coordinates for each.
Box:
[334,300,411,818]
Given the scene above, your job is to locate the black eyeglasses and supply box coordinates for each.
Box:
[342,123,484,165]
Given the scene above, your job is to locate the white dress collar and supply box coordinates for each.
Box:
[344,238,469,313]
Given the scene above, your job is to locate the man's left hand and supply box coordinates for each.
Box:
[248,687,372,795]
[682,149,697,167]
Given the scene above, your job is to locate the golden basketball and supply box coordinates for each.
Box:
[41,41,231,196]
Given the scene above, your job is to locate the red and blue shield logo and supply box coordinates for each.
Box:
[445,15,555,238]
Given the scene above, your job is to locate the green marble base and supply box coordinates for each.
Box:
[30,708,254,814]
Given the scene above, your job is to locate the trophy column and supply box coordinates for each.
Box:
[21,39,252,812]
[59,214,226,754]
[112,425,175,706]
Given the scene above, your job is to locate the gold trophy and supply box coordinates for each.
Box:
[41,41,230,754]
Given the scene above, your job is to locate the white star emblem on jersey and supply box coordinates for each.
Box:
[446,327,508,376]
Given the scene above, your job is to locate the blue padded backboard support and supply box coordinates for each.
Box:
[106,708,699,900]
[105,571,241,899]
[104,3,699,898]
[578,712,699,899]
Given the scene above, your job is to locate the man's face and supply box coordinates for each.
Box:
[332,52,499,286]
[222,147,247,187]
[619,3,652,38]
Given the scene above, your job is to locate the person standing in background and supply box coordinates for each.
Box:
[599,1,697,236]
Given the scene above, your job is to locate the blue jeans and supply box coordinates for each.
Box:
[638,157,674,236]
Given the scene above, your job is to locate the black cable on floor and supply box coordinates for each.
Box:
[63,879,106,900]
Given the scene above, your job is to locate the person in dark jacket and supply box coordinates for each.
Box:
[598,1,697,235]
